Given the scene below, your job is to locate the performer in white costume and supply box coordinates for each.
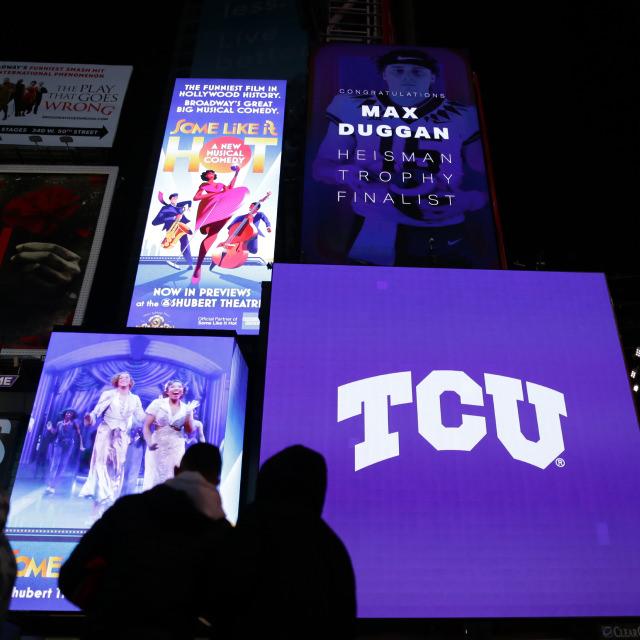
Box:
[142,379,196,490]
[79,372,145,512]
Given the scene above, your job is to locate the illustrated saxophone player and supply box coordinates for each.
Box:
[152,192,194,271]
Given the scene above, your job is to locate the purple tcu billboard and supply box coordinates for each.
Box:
[261,264,640,618]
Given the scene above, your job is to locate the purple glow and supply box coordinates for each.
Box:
[261,264,640,618]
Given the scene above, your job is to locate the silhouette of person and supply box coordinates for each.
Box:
[12,80,24,117]
[45,409,84,494]
[33,82,47,114]
[0,492,16,621]
[0,79,14,120]
[22,81,38,114]
[120,422,145,497]
[59,443,231,639]
[231,445,356,639]
[34,419,56,479]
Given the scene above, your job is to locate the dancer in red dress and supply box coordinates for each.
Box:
[191,165,248,283]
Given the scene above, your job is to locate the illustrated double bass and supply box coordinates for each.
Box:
[210,191,272,269]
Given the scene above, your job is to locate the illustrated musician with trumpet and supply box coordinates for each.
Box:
[152,192,194,271]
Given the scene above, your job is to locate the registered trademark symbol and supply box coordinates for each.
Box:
[555,457,565,468]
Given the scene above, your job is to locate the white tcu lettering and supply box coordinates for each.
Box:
[484,374,567,470]
[337,370,567,471]
[416,370,487,451]
[337,372,412,471]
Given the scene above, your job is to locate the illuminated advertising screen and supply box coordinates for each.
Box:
[0,62,132,147]
[0,165,117,355]
[302,45,501,268]
[0,413,27,490]
[7,331,247,611]
[127,78,286,334]
[261,264,640,617]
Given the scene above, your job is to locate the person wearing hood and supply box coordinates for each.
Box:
[59,443,230,639]
[229,445,357,639]
[0,492,16,619]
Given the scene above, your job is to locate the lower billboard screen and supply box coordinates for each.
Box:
[7,331,247,611]
[261,264,640,618]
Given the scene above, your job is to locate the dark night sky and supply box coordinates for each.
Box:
[409,2,640,272]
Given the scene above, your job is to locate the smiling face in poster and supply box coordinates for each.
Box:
[127,79,286,334]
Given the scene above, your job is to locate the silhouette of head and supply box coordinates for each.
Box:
[256,445,327,516]
[176,443,222,486]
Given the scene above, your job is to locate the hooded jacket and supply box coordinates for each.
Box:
[232,445,356,639]
[59,472,230,639]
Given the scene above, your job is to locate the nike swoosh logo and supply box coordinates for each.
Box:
[447,239,462,246]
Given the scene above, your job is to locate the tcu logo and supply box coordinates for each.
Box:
[337,371,567,471]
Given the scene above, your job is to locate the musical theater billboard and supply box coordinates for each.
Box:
[303,45,502,268]
[7,331,248,611]
[0,62,131,147]
[127,78,286,334]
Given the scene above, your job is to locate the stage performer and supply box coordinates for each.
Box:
[152,192,193,270]
[191,165,248,283]
[45,409,84,494]
[35,420,56,479]
[79,372,145,515]
[142,380,197,489]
